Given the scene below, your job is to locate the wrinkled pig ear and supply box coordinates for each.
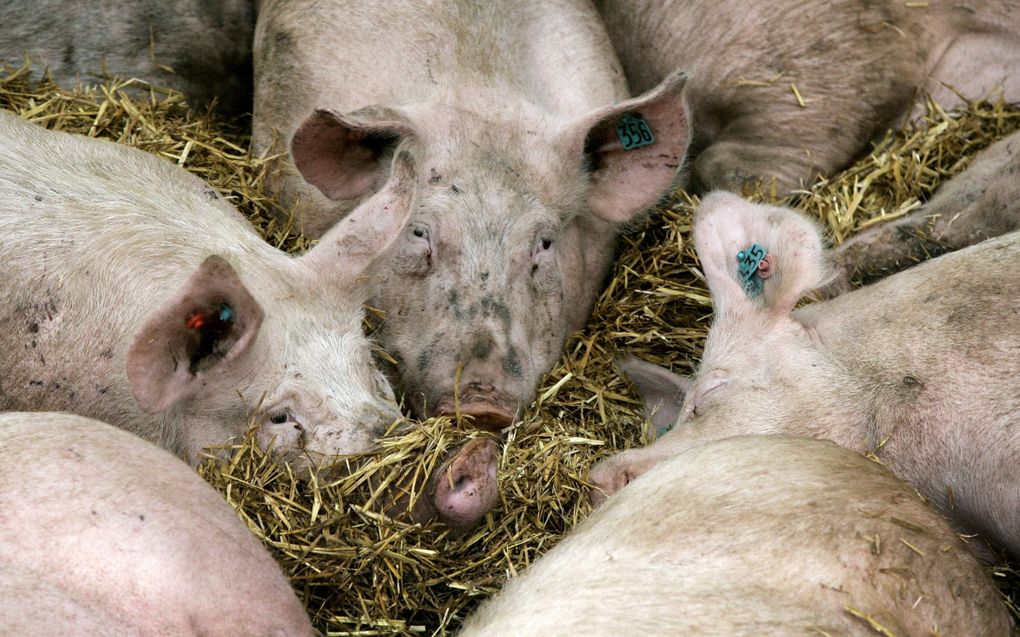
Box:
[301,149,419,280]
[694,192,833,319]
[127,256,264,414]
[561,70,690,224]
[290,105,416,201]
[618,357,690,432]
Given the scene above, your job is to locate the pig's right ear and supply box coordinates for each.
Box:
[694,192,832,319]
[300,149,418,281]
[127,256,264,414]
[618,357,690,433]
[290,106,416,201]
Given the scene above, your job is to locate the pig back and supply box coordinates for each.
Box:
[459,435,1009,636]
[0,411,314,637]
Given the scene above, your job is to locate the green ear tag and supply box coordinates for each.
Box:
[737,243,768,297]
[616,113,655,150]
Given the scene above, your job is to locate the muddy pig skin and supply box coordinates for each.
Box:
[254,0,692,428]
[0,411,315,637]
[590,191,1020,559]
[828,129,1020,292]
[595,0,1020,194]
[0,0,255,115]
[460,436,1010,636]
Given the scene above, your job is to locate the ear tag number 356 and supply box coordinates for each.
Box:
[616,113,655,150]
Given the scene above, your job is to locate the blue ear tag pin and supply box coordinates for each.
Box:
[736,243,770,297]
[616,113,655,150]
[218,303,235,323]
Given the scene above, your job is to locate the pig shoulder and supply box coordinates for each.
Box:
[0,411,314,637]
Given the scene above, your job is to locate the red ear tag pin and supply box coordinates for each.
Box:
[186,311,206,329]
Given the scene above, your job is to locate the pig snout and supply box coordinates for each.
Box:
[412,436,501,533]
[434,383,517,432]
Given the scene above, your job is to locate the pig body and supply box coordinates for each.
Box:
[0,1,255,114]
[253,0,691,425]
[462,436,1010,636]
[0,411,314,637]
[831,129,1020,291]
[595,0,1020,193]
[591,192,1020,558]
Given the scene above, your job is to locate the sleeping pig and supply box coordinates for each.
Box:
[462,436,1010,636]
[595,0,1020,193]
[0,111,496,531]
[589,191,1020,558]
[0,411,315,637]
[253,0,691,428]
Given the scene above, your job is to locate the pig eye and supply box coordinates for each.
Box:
[267,409,292,425]
[410,223,429,240]
[533,235,554,259]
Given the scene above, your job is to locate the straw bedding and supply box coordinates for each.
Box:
[2,62,1018,635]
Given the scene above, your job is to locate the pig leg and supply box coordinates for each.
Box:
[694,136,835,196]
[828,133,1020,293]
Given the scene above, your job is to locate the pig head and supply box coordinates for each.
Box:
[290,74,691,428]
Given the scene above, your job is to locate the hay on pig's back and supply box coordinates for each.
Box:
[3,63,1019,634]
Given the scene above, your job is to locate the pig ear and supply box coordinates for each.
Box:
[290,105,416,201]
[561,70,690,224]
[300,149,419,280]
[127,256,264,414]
[618,357,690,433]
[694,192,833,319]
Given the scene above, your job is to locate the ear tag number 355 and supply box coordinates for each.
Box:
[616,113,655,150]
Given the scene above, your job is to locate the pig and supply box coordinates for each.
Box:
[594,0,1020,194]
[829,129,1020,293]
[0,1,255,115]
[589,191,1020,559]
[0,411,315,637]
[0,111,496,531]
[253,0,691,428]
[461,436,1011,636]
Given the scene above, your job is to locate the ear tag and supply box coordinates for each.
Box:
[615,113,655,150]
[736,243,769,297]
[218,303,235,323]
[185,311,206,330]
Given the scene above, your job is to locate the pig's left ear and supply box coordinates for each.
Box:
[694,192,832,319]
[300,148,419,282]
[127,256,264,414]
[618,357,690,433]
[561,70,691,224]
